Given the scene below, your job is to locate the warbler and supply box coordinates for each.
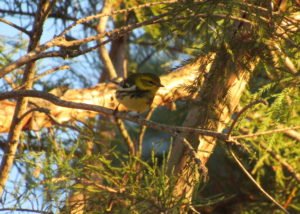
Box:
[115,73,164,113]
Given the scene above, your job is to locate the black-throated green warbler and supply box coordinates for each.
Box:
[116,73,164,113]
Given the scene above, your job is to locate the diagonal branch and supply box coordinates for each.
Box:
[0,18,31,36]
[225,99,290,213]
[228,145,289,214]
[227,99,268,138]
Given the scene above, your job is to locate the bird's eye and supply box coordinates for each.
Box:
[146,80,155,84]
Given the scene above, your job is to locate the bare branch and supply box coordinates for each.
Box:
[138,107,155,157]
[233,126,300,139]
[0,18,31,36]
[58,0,182,37]
[0,90,228,140]
[15,65,69,90]
[115,118,136,156]
[1,90,298,145]
[0,208,52,214]
[227,99,268,138]
[228,146,289,214]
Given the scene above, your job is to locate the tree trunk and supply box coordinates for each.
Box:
[168,38,259,212]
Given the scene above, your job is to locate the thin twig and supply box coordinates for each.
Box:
[58,0,182,37]
[227,99,267,138]
[15,65,69,90]
[0,208,52,214]
[115,118,136,156]
[138,107,155,157]
[46,113,82,133]
[0,18,31,36]
[182,138,207,175]
[1,90,298,145]
[228,146,289,214]
[283,187,297,209]
[17,107,50,123]
[76,178,125,194]
[0,90,228,140]
[225,99,290,213]
[233,126,300,140]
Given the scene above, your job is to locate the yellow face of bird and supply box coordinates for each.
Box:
[135,74,164,93]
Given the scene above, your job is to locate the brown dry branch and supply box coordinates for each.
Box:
[0,90,227,140]
[0,18,31,36]
[228,147,289,214]
[1,90,299,147]
[0,89,299,213]
[227,99,268,138]
[0,208,51,214]
[234,126,300,140]
[284,129,300,142]
[115,118,136,156]
[14,65,70,90]
[0,61,200,133]
[138,107,155,157]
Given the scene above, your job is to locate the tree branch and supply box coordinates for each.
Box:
[0,12,254,78]
[228,145,289,214]
[227,99,268,138]
[96,0,118,79]
[0,18,31,36]
[233,126,300,139]
[0,208,52,214]
[14,65,69,90]
[0,90,227,140]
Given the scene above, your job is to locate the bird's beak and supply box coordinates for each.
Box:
[157,82,164,87]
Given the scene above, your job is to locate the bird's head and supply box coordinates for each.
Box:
[134,73,164,92]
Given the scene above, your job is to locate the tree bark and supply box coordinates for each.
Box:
[168,39,259,212]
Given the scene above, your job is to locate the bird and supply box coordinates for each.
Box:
[115,72,164,113]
